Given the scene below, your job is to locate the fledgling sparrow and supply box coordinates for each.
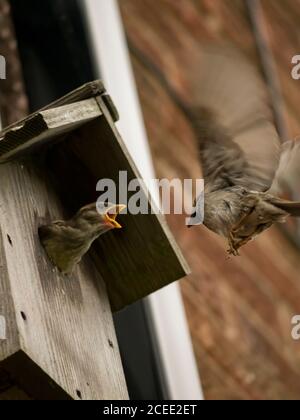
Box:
[39,202,126,273]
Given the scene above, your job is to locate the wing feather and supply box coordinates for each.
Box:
[183,44,281,192]
[268,198,300,217]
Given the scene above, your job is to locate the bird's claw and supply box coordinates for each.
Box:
[227,247,240,257]
[227,232,241,256]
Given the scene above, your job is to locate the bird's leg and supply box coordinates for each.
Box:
[227,232,240,256]
[227,204,256,256]
[233,235,253,251]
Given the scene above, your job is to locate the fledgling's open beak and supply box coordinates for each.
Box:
[104,204,127,229]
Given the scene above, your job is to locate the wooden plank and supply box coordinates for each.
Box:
[0,98,102,162]
[0,226,19,360]
[0,79,105,136]
[0,159,128,400]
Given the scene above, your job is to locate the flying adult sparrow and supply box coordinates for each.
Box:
[39,202,126,273]
[182,45,300,255]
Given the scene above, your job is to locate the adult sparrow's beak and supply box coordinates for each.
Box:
[104,204,127,229]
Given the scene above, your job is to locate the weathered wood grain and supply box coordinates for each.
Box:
[0,159,128,400]
[0,98,102,162]
[0,79,106,137]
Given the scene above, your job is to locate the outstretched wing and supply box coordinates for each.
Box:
[270,140,300,197]
[183,44,281,193]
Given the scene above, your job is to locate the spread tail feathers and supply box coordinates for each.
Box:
[269,198,300,217]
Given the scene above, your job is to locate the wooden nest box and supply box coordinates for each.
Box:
[0,81,189,399]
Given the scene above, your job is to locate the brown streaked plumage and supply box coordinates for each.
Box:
[39,202,126,274]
